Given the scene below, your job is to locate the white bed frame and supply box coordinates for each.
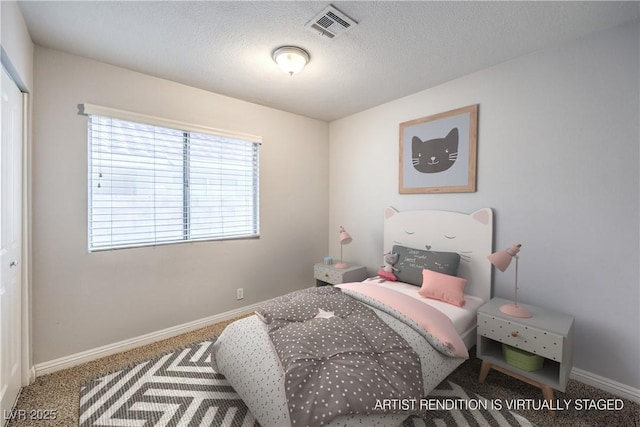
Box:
[383,206,494,348]
[213,206,495,427]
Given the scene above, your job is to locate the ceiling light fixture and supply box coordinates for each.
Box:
[271,46,310,76]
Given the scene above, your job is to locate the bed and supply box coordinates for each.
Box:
[212,206,493,427]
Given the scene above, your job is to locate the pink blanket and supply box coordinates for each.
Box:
[338,282,469,358]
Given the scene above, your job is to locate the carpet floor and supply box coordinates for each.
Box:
[6,314,639,427]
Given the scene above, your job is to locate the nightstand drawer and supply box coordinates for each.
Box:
[478,312,563,361]
[314,264,343,285]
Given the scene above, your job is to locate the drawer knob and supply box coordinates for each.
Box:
[511,331,519,337]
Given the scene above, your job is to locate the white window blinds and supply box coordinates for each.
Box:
[82,105,260,251]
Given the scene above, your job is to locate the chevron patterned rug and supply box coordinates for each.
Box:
[79,338,533,427]
[79,339,258,427]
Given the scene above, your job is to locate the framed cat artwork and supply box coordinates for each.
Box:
[399,104,478,194]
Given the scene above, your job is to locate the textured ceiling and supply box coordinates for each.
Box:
[18,1,640,122]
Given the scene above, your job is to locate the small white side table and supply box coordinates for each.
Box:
[476,297,574,414]
[314,263,367,287]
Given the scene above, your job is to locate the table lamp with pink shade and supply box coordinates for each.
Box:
[334,226,352,269]
[487,243,532,318]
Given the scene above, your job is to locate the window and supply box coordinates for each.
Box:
[82,105,260,251]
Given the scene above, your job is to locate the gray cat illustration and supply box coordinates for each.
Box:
[411,128,458,173]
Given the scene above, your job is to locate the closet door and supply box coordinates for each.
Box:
[0,65,23,419]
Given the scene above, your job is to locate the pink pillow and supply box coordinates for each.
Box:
[418,269,467,307]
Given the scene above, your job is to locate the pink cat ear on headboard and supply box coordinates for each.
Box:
[471,208,491,225]
[385,206,399,219]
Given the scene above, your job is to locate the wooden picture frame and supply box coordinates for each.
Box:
[399,104,478,194]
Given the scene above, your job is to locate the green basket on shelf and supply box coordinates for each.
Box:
[502,344,543,371]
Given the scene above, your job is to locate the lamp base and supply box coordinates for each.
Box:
[334,262,349,269]
[500,303,532,318]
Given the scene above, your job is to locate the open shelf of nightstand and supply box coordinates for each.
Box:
[478,336,562,389]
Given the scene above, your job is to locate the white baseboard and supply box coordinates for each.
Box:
[571,367,640,403]
[33,301,264,378]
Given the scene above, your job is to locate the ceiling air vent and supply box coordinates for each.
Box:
[305,4,357,39]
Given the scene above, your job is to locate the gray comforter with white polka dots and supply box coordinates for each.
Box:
[213,286,465,427]
[255,286,423,427]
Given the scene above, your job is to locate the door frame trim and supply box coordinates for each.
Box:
[21,91,32,385]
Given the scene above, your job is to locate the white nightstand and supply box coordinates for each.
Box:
[314,263,367,287]
[477,297,574,414]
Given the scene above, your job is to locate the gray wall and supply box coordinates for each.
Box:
[31,47,329,364]
[328,21,639,389]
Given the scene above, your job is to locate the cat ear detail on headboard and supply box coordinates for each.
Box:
[385,206,399,219]
[471,208,492,225]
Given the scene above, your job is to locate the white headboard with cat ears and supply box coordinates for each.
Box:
[383,206,494,302]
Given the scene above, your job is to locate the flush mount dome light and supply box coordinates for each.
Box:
[272,46,310,76]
